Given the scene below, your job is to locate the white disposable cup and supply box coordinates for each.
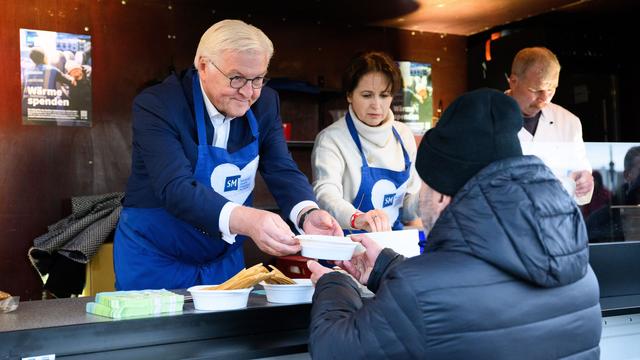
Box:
[187,285,252,311]
[262,279,314,304]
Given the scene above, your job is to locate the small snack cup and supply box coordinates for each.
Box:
[188,285,252,311]
[262,279,314,304]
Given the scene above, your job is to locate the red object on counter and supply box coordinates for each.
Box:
[276,255,311,279]
[282,122,292,140]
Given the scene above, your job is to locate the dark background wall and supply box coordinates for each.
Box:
[0,0,466,300]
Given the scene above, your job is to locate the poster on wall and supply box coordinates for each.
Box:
[392,61,432,134]
[20,28,92,126]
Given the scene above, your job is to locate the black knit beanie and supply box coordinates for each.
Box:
[415,88,523,196]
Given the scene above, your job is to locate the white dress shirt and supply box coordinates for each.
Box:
[199,80,317,243]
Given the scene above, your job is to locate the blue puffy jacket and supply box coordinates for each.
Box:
[310,156,601,359]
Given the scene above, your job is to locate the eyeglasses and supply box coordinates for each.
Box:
[208,60,269,89]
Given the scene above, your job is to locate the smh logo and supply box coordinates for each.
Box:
[383,193,395,208]
[224,175,241,192]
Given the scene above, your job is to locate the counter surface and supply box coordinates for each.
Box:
[3,241,640,359]
[1,290,311,360]
[0,289,295,332]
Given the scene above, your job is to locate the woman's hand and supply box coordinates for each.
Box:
[353,209,390,232]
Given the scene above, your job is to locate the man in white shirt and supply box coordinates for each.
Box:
[507,47,594,205]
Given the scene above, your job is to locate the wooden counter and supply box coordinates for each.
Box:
[3,241,640,359]
[0,291,310,360]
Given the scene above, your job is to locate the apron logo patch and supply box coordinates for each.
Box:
[383,193,396,207]
[371,179,408,224]
[211,157,260,204]
[224,175,241,192]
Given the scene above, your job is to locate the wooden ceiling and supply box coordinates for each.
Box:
[373,0,638,35]
[375,0,583,35]
[162,0,638,36]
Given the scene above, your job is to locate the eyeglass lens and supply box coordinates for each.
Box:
[230,77,268,89]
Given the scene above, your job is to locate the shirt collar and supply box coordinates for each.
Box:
[199,79,235,125]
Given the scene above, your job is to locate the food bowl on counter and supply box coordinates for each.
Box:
[187,285,253,311]
[261,279,314,304]
[297,235,364,260]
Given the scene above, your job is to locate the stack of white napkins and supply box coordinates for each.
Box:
[86,289,184,319]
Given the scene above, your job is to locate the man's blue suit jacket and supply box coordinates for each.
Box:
[123,67,316,236]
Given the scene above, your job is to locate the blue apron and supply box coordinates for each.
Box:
[346,112,411,231]
[114,73,260,290]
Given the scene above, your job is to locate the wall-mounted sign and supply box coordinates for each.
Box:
[20,28,92,126]
[392,61,432,135]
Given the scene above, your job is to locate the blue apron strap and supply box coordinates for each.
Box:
[192,72,208,146]
[391,126,412,171]
[245,109,260,140]
[345,112,369,167]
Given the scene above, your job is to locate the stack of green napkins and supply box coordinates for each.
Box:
[86,289,184,319]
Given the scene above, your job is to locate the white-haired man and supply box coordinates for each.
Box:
[114,19,340,290]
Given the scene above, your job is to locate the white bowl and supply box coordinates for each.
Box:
[300,241,357,260]
[296,234,351,244]
[297,235,365,260]
[261,279,315,304]
[187,285,252,311]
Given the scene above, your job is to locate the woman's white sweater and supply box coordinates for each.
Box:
[311,107,421,229]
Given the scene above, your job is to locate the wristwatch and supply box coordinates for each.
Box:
[297,208,319,230]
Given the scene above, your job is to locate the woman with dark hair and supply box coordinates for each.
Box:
[311,51,421,232]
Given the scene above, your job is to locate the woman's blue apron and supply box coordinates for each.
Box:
[346,112,411,232]
[114,73,260,290]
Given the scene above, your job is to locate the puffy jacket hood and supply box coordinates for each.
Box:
[424,156,589,288]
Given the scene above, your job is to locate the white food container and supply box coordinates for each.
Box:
[297,235,364,260]
[187,285,252,311]
[300,241,357,260]
[296,234,351,243]
[296,235,364,260]
[261,279,315,304]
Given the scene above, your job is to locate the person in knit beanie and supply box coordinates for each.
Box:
[306,88,601,359]
[415,88,523,197]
